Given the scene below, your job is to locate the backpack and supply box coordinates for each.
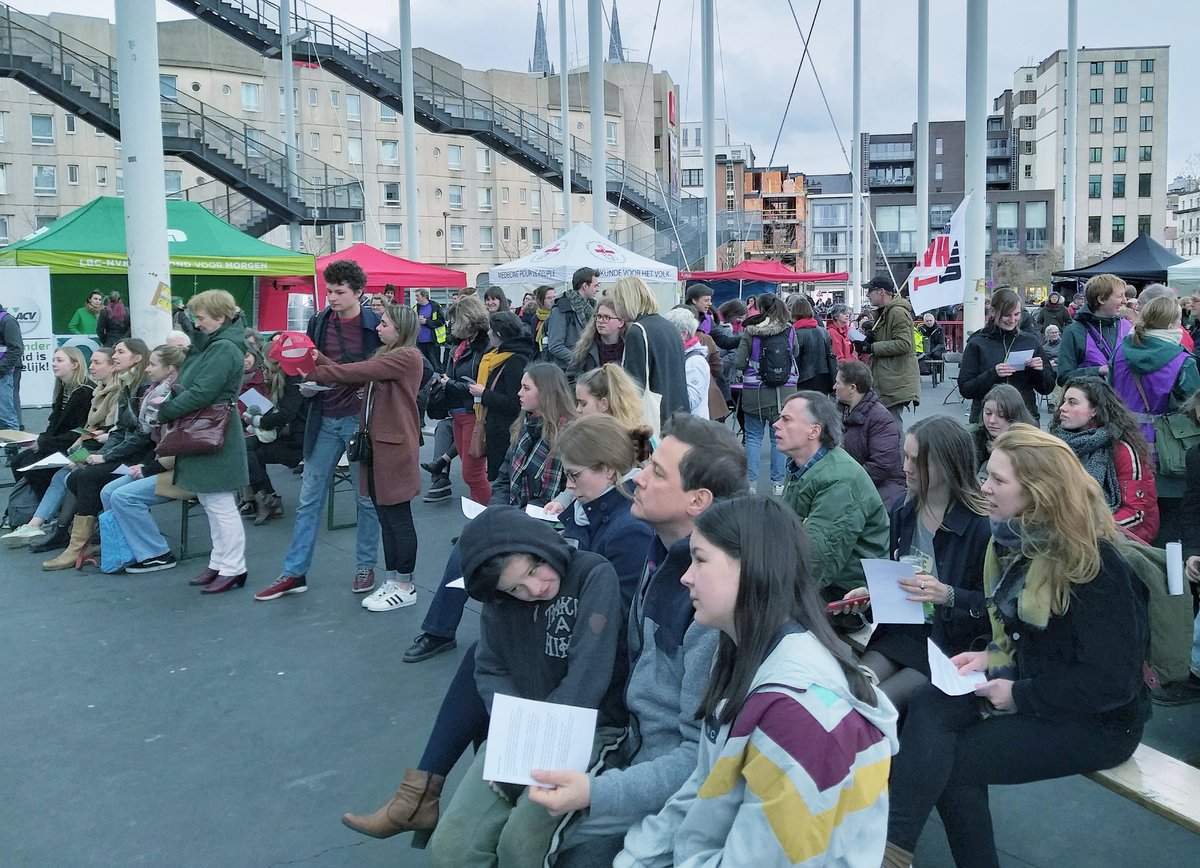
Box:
[3,476,40,528]
[1112,535,1193,686]
[98,510,134,574]
[752,331,796,388]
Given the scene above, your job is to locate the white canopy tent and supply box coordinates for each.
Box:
[1166,258,1200,296]
[488,223,680,311]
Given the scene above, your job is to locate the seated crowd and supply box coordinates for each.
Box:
[5,264,1200,867]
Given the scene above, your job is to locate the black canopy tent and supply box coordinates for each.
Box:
[1052,233,1184,287]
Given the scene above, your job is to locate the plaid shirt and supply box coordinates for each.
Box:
[786,446,828,484]
[504,415,566,507]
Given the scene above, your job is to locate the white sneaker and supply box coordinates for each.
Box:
[2,524,45,547]
[363,581,418,612]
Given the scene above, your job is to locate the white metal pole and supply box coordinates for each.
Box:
[114,0,171,347]
[963,0,988,334]
[558,0,572,232]
[588,0,606,233]
[701,0,717,270]
[280,0,302,252]
[1063,0,1078,268]
[850,0,862,308]
[916,0,930,248]
[400,0,420,257]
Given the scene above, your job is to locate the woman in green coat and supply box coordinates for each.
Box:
[155,290,251,594]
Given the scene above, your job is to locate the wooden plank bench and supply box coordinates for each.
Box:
[1087,744,1200,835]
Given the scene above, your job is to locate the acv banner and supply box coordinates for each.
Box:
[0,266,56,408]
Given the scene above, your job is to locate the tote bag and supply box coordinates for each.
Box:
[630,321,662,438]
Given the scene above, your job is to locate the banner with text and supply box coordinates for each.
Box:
[909,194,971,316]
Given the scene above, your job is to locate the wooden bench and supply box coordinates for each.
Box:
[1086,744,1200,835]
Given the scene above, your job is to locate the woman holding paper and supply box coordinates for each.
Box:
[884,424,1149,868]
[615,496,897,868]
[958,288,1055,426]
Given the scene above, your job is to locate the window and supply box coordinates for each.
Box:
[382,182,401,206]
[1140,116,1153,132]
[1088,174,1101,198]
[995,202,1019,252]
[383,223,403,248]
[331,90,341,108]
[693,127,702,148]
[448,185,463,209]
[159,74,178,100]
[348,137,363,164]
[449,225,465,250]
[1140,86,1153,102]
[307,88,318,107]
[1113,87,1127,104]
[501,187,510,204]
[606,122,617,145]
[346,93,361,119]
[332,134,343,153]
[478,187,493,211]
[520,226,529,242]
[115,168,123,195]
[379,140,399,164]
[929,204,953,229]
[502,226,511,241]
[1112,215,1126,243]
[1115,60,1128,74]
[241,82,261,111]
[813,231,847,256]
[553,192,563,213]
[96,165,108,186]
[1141,59,1154,73]
[476,148,492,173]
[380,104,397,123]
[479,226,494,250]
[34,165,57,195]
[447,144,463,170]
[1089,88,1103,104]
[519,187,527,205]
[682,168,703,187]
[1138,215,1152,236]
[874,205,917,255]
[309,132,320,151]
[1089,118,1103,133]
[1088,216,1101,243]
[0,216,7,244]
[1113,174,1126,198]
[934,163,943,181]
[1136,145,1152,162]
[1024,164,1032,179]
[31,114,54,145]
[1089,147,1103,163]
[532,228,542,249]
[0,164,8,194]
[1114,116,1127,133]
[529,189,541,213]
[812,202,848,226]
[1113,146,1126,162]
[0,111,6,142]
[1139,173,1152,197]
[64,114,77,134]
[351,223,365,243]
[164,170,183,199]
[35,215,56,231]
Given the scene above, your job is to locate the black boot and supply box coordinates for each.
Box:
[421,456,449,477]
[422,475,452,502]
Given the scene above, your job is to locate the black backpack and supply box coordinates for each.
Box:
[752,331,797,388]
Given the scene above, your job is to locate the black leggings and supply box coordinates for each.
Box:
[372,499,417,573]
[245,437,303,493]
[66,461,123,516]
[887,684,1143,866]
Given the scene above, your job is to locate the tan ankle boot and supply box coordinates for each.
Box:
[882,841,914,868]
[41,515,97,571]
[341,769,446,839]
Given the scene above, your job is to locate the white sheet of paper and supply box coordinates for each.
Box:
[18,452,71,471]
[848,328,867,341]
[299,382,332,394]
[461,497,487,520]
[525,505,559,522]
[928,639,987,696]
[446,577,466,589]
[1006,349,1035,371]
[1166,541,1185,596]
[112,465,134,476]
[861,559,925,625]
[240,387,274,412]
[482,694,597,787]
[0,428,37,443]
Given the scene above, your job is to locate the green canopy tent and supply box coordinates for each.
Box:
[0,196,315,333]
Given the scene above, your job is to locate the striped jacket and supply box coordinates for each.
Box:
[616,629,898,867]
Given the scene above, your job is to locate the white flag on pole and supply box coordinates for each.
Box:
[909,193,971,316]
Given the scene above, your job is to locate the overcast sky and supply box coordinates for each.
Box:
[23,0,1200,179]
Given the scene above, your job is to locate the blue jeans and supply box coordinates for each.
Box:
[0,369,20,430]
[420,542,466,639]
[1191,609,1200,677]
[34,466,71,523]
[281,414,379,577]
[104,475,171,562]
[743,414,785,485]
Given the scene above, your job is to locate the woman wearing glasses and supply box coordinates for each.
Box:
[572,298,627,376]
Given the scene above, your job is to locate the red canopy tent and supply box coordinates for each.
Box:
[257,243,467,330]
[680,261,848,283]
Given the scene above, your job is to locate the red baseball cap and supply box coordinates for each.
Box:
[268,331,317,377]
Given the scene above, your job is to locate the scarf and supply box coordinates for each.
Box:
[139,373,177,434]
[682,335,701,351]
[87,376,122,429]
[474,349,513,422]
[1146,327,1183,345]
[506,415,566,507]
[1051,424,1120,510]
[982,534,1053,682]
[534,307,552,345]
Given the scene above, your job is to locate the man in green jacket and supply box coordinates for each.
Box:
[68,291,103,335]
[862,275,920,430]
[775,390,890,598]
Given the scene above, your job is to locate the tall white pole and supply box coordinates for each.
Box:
[701,0,717,270]
[114,0,171,347]
[850,0,862,307]
[916,0,930,248]
[1063,0,1078,268]
[280,0,302,252]
[963,0,988,334]
[588,0,606,233]
[400,0,420,257]
[559,0,572,232]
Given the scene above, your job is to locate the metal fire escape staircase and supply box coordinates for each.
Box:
[0,2,363,237]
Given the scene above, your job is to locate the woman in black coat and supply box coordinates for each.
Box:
[467,312,537,480]
[958,288,1055,425]
[10,347,94,495]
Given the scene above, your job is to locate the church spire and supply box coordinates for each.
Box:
[607,0,625,62]
[529,0,551,75]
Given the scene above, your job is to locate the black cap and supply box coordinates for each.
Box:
[864,275,895,292]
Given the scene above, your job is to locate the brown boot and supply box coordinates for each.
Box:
[41,515,97,571]
[253,491,283,527]
[882,841,914,868]
[341,769,445,840]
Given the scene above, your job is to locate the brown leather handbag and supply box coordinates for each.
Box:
[157,402,234,457]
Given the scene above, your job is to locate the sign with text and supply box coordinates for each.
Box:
[0,266,55,408]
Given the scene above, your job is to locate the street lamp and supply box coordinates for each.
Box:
[442,211,450,267]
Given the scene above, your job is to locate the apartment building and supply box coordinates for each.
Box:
[742,166,806,269]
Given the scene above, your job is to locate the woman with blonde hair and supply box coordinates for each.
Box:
[884,424,1149,868]
[610,276,688,425]
[571,296,626,375]
[575,363,646,433]
[438,294,492,504]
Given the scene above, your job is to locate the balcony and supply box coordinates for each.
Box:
[868,144,915,162]
[869,173,915,188]
[987,141,1012,158]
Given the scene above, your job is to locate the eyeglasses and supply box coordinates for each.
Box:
[564,466,598,484]
[594,314,623,324]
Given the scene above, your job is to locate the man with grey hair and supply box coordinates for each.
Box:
[774,390,889,598]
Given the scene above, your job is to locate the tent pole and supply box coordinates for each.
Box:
[1063,0,1078,269]
[588,0,606,233]
[280,0,302,253]
[962,1,988,336]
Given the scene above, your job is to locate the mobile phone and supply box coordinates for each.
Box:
[826,595,869,613]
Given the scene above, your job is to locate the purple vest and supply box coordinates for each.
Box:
[1081,317,1131,369]
[1111,345,1188,448]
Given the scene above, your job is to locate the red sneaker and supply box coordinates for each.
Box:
[352,568,376,594]
[255,575,308,601]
